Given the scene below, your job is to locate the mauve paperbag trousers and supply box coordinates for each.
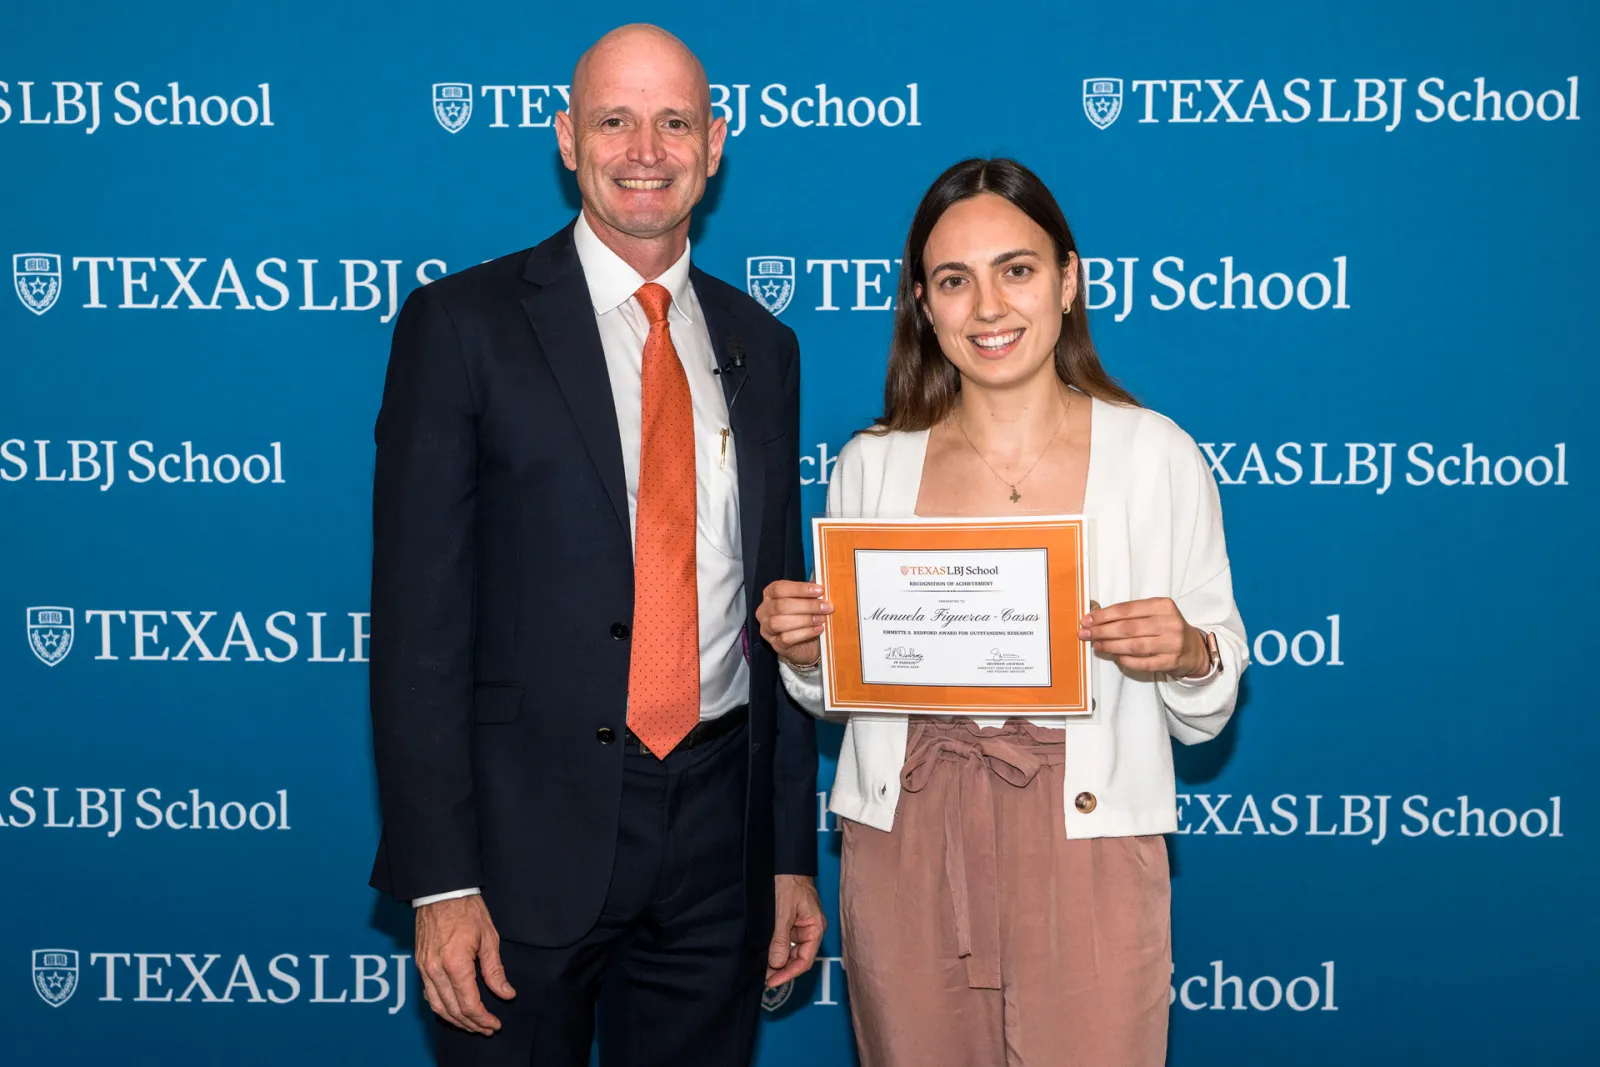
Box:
[839,718,1171,1067]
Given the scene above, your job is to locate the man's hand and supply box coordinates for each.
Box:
[415,895,516,1034]
[767,874,827,988]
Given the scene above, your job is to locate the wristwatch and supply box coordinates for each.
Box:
[1192,629,1222,681]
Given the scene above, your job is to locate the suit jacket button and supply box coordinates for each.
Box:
[1074,791,1097,814]
[610,623,630,640]
[596,727,615,744]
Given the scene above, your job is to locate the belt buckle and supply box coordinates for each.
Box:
[626,706,744,753]
[686,718,714,748]
[624,724,705,752]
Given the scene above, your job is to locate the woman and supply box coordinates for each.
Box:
[756,158,1247,1066]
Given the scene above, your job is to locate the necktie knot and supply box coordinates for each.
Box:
[635,282,672,326]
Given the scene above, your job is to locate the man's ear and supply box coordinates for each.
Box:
[555,110,579,171]
[705,114,728,177]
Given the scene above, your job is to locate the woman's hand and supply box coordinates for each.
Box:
[1080,597,1209,677]
[757,580,832,669]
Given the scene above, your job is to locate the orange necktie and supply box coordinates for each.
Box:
[626,282,701,758]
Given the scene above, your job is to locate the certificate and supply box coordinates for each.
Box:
[812,516,1093,717]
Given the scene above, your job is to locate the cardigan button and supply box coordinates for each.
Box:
[1074,791,1097,814]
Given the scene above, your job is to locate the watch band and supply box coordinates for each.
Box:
[1175,630,1222,686]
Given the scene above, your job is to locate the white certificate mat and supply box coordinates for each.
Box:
[853,548,1052,687]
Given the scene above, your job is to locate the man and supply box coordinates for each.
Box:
[367,24,824,1066]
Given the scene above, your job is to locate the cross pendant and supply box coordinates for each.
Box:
[1009,487,1021,503]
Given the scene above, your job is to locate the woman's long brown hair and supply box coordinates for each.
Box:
[875,158,1138,432]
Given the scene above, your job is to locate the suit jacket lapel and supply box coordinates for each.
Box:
[694,269,765,609]
[520,227,630,533]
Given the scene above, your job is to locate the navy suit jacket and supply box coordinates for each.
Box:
[367,221,817,947]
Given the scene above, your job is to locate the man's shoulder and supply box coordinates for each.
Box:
[418,247,535,308]
[408,224,577,316]
[692,266,796,349]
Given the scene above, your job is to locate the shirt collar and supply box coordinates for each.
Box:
[573,211,695,325]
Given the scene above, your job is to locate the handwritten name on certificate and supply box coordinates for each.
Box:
[812,516,1093,717]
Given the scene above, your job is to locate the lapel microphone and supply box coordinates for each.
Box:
[724,335,749,416]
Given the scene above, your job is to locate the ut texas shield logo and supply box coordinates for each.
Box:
[747,256,795,316]
[14,253,61,315]
[433,83,473,133]
[761,977,795,1012]
[33,950,79,1008]
[1083,78,1123,130]
[27,607,74,667]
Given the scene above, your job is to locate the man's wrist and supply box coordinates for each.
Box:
[412,887,481,908]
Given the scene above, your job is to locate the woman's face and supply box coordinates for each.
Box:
[916,193,1076,393]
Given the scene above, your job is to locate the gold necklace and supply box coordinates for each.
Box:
[955,390,1072,504]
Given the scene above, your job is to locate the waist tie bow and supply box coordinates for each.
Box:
[899,725,1061,989]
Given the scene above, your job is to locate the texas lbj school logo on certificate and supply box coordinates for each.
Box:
[812,516,1093,716]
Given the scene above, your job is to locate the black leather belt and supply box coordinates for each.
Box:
[626,703,748,753]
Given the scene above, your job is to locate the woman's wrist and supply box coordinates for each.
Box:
[1178,625,1215,679]
[784,649,822,673]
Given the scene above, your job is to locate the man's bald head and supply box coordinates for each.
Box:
[555,23,727,270]
[570,23,710,118]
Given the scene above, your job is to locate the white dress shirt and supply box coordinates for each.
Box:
[413,215,747,908]
[779,398,1248,841]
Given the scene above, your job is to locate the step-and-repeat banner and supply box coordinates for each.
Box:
[4,1,1595,1064]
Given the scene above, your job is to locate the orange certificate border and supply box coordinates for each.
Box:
[813,517,1092,716]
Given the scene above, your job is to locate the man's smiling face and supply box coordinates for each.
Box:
[557,26,726,246]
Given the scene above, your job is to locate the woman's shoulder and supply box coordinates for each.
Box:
[822,426,928,507]
[1096,398,1204,461]
[837,425,927,469]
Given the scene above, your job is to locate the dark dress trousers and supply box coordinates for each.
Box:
[366,221,817,1059]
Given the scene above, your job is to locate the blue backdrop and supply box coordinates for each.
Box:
[4,1,1596,1063]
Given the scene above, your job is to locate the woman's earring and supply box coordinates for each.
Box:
[1064,301,1073,315]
